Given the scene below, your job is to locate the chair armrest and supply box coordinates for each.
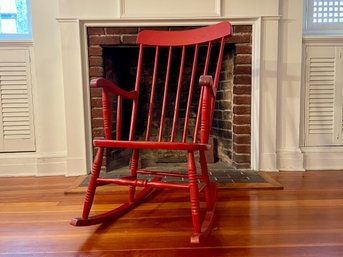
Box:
[90,78,137,100]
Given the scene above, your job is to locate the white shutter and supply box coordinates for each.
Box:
[0,49,35,152]
[304,45,343,146]
[336,47,343,144]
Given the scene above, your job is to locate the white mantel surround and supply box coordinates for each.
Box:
[0,0,317,176]
[65,17,263,173]
[57,0,302,175]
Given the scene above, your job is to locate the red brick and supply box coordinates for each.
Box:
[233,95,251,105]
[234,65,251,75]
[92,118,104,128]
[233,135,251,144]
[90,88,102,97]
[89,66,104,77]
[89,56,103,66]
[233,144,251,153]
[88,46,102,56]
[234,75,251,85]
[233,106,251,115]
[91,108,103,118]
[233,115,251,125]
[91,97,103,107]
[226,34,251,44]
[87,27,105,35]
[121,35,137,44]
[235,44,252,54]
[89,35,121,45]
[233,25,252,33]
[233,125,250,134]
[105,27,138,34]
[232,153,251,163]
[235,55,252,64]
[92,128,105,137]
[233,85,251,95]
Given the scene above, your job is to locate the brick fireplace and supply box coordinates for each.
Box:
[87,24,252,171]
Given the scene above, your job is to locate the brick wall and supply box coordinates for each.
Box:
[87,25,252,171]
[231,25,252,169]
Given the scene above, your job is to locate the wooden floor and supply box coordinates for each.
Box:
[0,171,343,256]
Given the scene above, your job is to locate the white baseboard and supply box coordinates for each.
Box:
[277,148,305,171]
[259,152,278,171]
[302,147,343,170]
[0,152,88,177]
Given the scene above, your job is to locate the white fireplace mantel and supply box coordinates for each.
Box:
[57,0,283,175]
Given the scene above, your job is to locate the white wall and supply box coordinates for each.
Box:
[31,0,68,175]
[0,0,316,176]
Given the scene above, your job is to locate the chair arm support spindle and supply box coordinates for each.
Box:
[199,75,215,145]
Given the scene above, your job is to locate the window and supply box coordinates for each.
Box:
[0,0,31,40]
[304,0,343,35]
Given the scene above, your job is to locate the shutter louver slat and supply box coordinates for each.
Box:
[0,64,31,140]
[308,57,335,136]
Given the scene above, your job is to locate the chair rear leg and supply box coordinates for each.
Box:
[82,147,104,219]
[187,151,201,236]
[129,149,139,202]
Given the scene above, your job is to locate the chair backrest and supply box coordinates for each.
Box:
[116,21,231,144]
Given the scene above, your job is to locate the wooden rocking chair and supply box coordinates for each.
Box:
[71,21,232,243]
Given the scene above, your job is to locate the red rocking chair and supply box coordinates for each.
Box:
[71,21,232,243]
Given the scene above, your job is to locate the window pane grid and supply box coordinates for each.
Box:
[0,0,31,40]
[312,0,343,23]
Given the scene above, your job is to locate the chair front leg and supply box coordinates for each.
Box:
[129,149,139,202]
[199,150,214,211]
[82,147,104,219]
[187,151,201,235]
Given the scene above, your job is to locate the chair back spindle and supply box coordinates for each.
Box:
[158,46,173,142]
[129,44,144,141]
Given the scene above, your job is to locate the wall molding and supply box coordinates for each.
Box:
[302,147,343,170]
[120,0,222,18]
[0,152,68,177]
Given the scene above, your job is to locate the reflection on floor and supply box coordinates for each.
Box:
[82,162,266,185]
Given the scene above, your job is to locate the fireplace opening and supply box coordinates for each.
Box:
[88,25,252,171]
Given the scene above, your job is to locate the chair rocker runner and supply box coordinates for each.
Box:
[71,21,232,243]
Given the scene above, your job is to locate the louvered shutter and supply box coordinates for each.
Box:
[0,49,35,152]
[304,45,343,146]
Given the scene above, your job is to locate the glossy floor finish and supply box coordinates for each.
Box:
[0,171,343,256]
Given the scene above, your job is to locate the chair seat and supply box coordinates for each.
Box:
[94,139,210,151]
